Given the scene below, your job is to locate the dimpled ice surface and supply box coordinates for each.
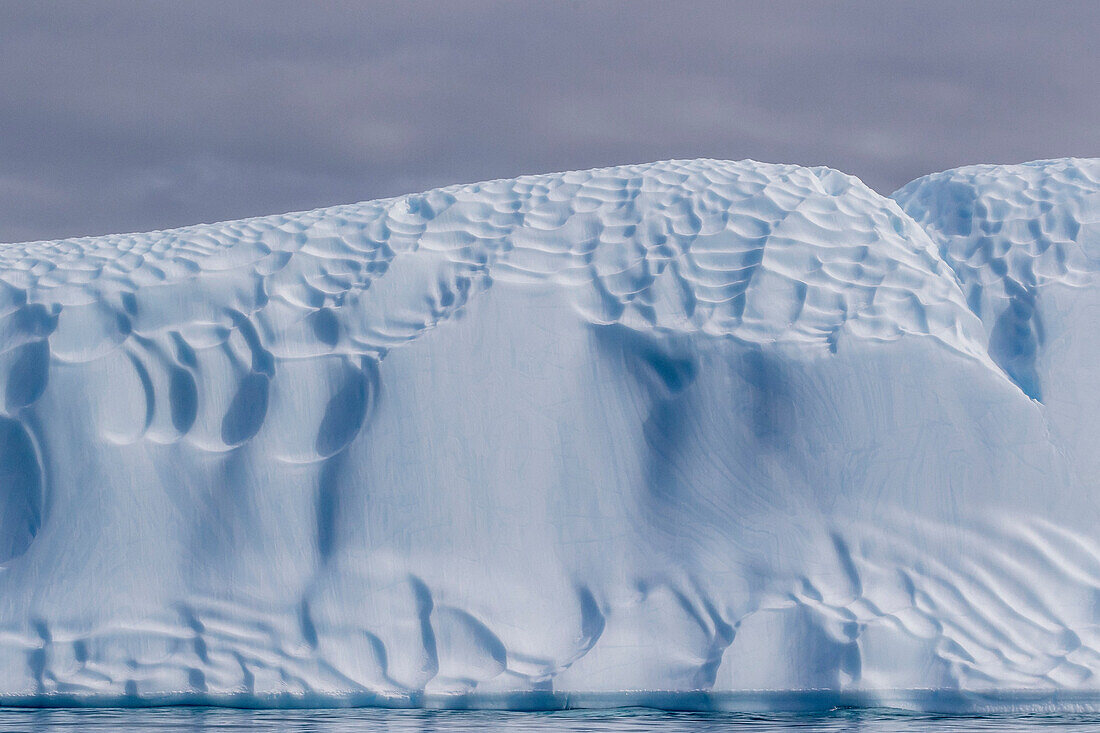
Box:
[0,158,1099,711]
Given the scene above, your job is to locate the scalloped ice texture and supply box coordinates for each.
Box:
[893,158,1100,401]
[0,158,1098,711]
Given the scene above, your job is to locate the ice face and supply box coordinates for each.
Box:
[0,158,1098,710]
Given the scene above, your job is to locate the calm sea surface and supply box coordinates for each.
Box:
[2,708,1100,732]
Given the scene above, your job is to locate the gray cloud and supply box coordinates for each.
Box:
[0,0,1096,242]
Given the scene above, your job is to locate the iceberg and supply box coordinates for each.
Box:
[0,158,1098,711]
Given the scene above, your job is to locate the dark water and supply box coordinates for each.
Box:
[3,708,1100,732]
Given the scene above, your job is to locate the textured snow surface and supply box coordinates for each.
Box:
[1,158,1099,711]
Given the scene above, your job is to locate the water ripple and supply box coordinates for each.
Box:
[4,708,1100,732]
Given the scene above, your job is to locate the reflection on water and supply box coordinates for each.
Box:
[3,708,1100,732]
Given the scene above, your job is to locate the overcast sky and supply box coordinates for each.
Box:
[0,1,1097,243]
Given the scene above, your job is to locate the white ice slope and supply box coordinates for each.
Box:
[0,158,1099,711]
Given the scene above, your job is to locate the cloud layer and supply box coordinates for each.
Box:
[0,1,1096,242]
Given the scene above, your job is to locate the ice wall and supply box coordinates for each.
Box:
[0,158,1098,711]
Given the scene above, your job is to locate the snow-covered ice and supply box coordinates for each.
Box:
[0,158,1099,711]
